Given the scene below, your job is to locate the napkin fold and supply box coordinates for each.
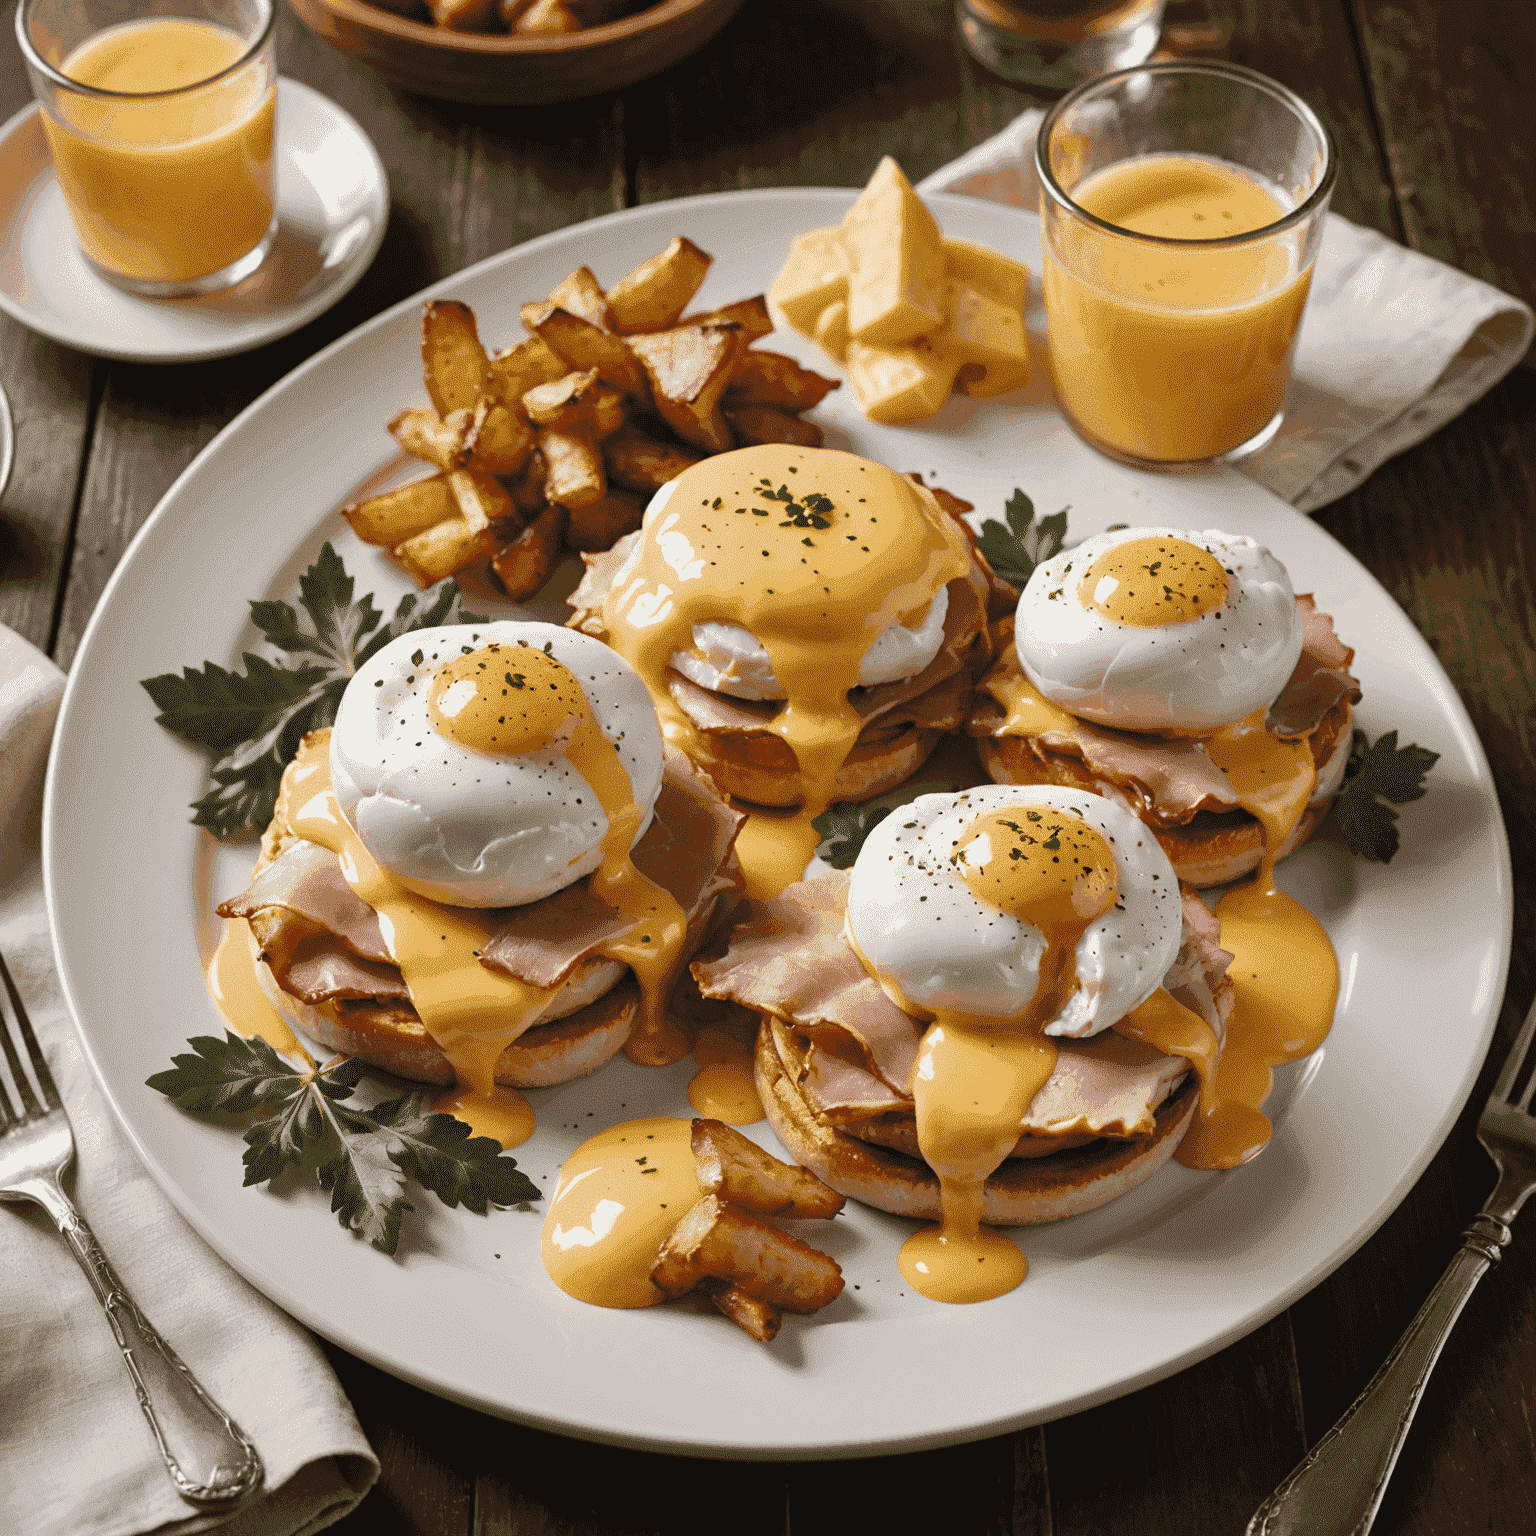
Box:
[919,110,1535,513]
[0,625,378,1536]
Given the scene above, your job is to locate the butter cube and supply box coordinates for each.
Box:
[845,338,960,424]
[768,228,849,336]
[839,157,947,346]
[942,237,1030,311]
[813,299,850,362]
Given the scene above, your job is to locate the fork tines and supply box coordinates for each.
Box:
[0,949,60,1123]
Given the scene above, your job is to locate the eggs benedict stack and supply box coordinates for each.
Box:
[695,784,1245,1304]
[567,444,997,898]
[217,620,744,1144]
[969,526,1360,886]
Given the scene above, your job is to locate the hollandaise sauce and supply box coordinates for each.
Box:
[687,1017,764,1125]
[250,642,693,1147]
[204,918,308,1060]
[542,1118,703,1306]
[602,446,974,900]
[892,807,1121,1304]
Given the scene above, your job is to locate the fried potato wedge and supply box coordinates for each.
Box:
[601,419,702,493]
[491,504,567,600]
[540,428,607,509]
[471,399,537,476]
[606,236,712,335]
[565,488,646,552]
[522,303,649,402]
[431,0,496,29]
[488,335,568,404]
[691,1119,845,1220]
[545,266,610,328]
[651,1195,844,1313]
[725,349,840,411]
[722,403,824,449]
[388,405,477,472]
[507,451,549,516]
[627,322,743,453]
[392,468,517,586]
[522,369,628,438]
[697,1278,781,1343]
[683,294,773,343]
[421,301,492,416]
[343,476,455,546]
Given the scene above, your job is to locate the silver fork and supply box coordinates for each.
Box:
[1248,991,1536,1535]
[0,949,263,1509]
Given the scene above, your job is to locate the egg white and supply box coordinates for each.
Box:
[845,785,1182,1038]
[1015,526,1304,733]
[329,621,664,909]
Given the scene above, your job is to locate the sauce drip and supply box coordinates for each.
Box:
[542,1118,703,1307]
[894,808,1120,1303]
[602,445,973,899]
[204,918,307,1060]
[1079,535,1230,626]
[687,1018,764,1125]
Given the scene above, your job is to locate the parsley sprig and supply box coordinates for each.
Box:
[976,488,1068,591]
[1336,729,1439,862]
[146,1033,538,1255]
[140,544,484,839]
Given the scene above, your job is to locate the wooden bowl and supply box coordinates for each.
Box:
[286,0,743,106]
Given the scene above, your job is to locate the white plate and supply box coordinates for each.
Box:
[45,189,1512,1458]
[0,80,386,363]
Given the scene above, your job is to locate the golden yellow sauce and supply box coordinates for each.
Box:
[204,918,308,1061]
[602,445,973,899]
[687,1019,764,1125]
[542,1118,703,1307]
[274,644,693,1143]
[895,808,1120,1304]
[1079,535,1230,626]
[980,641,1083,737]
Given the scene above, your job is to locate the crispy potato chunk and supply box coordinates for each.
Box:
[392,468,516,587]
[684,294,774,344]
[545,266,610,328]
[522,303,649,402]
[606,236,712,334]
[725,349,840,412]
[388,405,476,472]
[491,504,567,600]
[698,1278,781,1343]
[471,399,537,476]
[601,419,702,493]
[651,1195,844,1314]
[421,301,491,416]
[522,369,628,439]
[565,488,646,552]
[627,322,743,453]
[691,1119,845,1220]
[540,429,607,509]
[488,335,568,403]
[343,476,455,547]
[723,403,824,449]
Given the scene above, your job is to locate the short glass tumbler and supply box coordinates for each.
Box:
[17,0,277,297]
[956,0,1165,90]
[1035,61,1336,468]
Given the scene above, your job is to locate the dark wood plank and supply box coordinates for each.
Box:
[1353,0,1536,323]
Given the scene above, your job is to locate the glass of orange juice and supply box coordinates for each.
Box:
[1036,61,1336,468]
[16,0,277,297]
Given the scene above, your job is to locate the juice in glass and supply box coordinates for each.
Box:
[1043,153,1310,464]
[18,0,277,295]
[1035,62,1336,468]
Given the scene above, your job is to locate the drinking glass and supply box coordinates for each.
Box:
[955,0,1165,91]
[1035,61,1336,467]
[16,0,277,297]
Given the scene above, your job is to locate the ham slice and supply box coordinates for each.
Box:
[694,870,1232,1144]
[971,595,1361,826]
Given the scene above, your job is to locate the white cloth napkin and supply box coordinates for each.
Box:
[919,110,1535,513]
[0,625,378,1536]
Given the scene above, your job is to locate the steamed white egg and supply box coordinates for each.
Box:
[845,785,1182,1038]
[1015,526,1303,733]
[329,621,664,909]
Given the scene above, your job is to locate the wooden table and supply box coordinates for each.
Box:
[3,2,1533,1531]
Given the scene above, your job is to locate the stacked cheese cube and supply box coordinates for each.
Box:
[768,157,1032,425]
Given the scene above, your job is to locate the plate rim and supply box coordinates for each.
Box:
[43,185,1515,1458]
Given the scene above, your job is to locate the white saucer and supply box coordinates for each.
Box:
[0,80,388,363]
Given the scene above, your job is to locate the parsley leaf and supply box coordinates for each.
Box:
[812,778,955,870]
[147,1034,539,1256]
[1336,729,1439,862]
[975,488,1068,592]
[141,545,484,840]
